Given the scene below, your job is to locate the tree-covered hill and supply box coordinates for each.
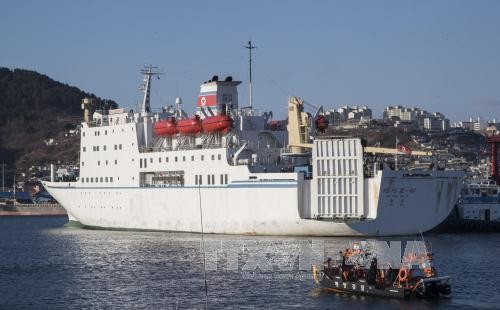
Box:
[0,67,117,182]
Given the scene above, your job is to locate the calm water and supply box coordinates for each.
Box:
[0,217,499,309]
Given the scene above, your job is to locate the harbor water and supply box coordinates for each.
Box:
[0,216,499,309]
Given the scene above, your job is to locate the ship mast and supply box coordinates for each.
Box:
[140,65,162,114]
[244,41,256,110]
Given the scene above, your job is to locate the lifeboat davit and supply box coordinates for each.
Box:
[153,118,177,136]
[202,115,233,133]
[315,115,329,132]
[177,116,202,135]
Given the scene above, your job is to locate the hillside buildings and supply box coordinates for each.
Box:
[451,117,485,132]
[325,106,372,128]
[383,106,449,132]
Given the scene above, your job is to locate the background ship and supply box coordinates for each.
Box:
[43,59,464,236]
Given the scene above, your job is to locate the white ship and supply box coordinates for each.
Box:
[459,179,500,222]
[44,65,464,236]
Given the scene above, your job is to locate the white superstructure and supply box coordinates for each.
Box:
[44,68,464,236]
[459,179,500,222]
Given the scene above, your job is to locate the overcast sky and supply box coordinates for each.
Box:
[1,0,499,121]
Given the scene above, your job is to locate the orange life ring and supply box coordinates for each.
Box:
[398,268,409,282]
[423,267,434,278]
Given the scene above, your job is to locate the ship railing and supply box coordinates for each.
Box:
[235,108,264,117]
[139,144,227,153]
[86,116,136,128]
[201,143,223,149]
[140,183,184,188]
[139,146,173,153]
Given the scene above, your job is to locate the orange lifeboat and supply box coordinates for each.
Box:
[177,115,202,135]
[153,118,177,136]
[202,114,233,133]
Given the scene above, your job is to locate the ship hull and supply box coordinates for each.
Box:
[44,171,462,236]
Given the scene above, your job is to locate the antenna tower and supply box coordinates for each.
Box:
[244,41,256,110]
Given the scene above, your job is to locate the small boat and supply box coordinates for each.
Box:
[177,116,202,135]
[153,118,177,136]
[312,243,451,299]
[201,114,233,133]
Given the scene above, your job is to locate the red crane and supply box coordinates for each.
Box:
[487,135,500,184]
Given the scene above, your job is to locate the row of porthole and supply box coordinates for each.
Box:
[84,144,123,152]
[80,176,117,183]
[77,205,123,210]
[82,126,134,137]
[140,153,223,168]
[195,174,229,185]
[466,210,498,213]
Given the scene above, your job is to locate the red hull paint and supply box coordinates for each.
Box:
[177,117,202,135]
[153,119,177,136]
[202,115,233,133]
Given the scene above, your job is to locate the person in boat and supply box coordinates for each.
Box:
[341,249,354,281]
[323,257,341,277]
[384,264,394,286]
[366,257,377,285]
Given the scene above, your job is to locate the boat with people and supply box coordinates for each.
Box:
[312,242,451,299]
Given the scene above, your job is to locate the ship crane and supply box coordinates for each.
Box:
[487,135,500,184]
[286,96,432,156]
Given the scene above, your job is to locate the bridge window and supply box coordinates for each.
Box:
[201,155,204,161]
[100,177,103,182]
[114,144,117,150]
[183,156,186,162]
[103,145,107,151]
[119,144,122,150]
[225,174,228,184]
[98,161,100,166]
[211,154,215,160]
[105,177,108,182]
[207,175,211,185]
[83,147,86,152]
[218,154,221,160]
[159,157,162,163]
[191,156,194,161]
[110,177,113,182]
